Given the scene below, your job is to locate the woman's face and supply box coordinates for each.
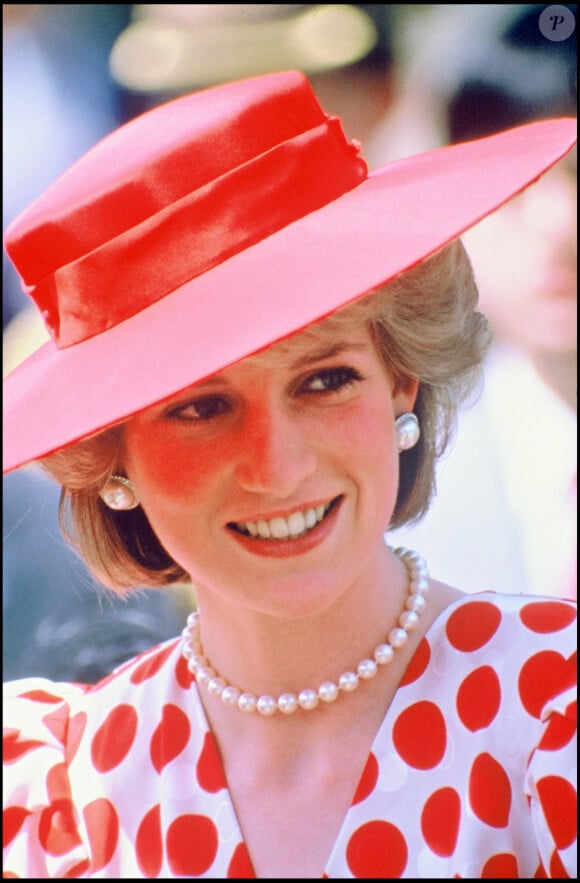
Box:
[123,320,417,618]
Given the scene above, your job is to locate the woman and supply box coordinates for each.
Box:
[3,71,576,878]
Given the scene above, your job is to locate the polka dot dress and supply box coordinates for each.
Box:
[3,593,577,878]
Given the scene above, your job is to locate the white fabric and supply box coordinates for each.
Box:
[3,592,577,878]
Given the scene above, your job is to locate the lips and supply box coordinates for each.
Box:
[228,496,341,540]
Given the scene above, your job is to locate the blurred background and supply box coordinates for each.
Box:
[3,4,577,682]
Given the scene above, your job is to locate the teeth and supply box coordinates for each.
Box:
[270,517,289,539]
[287,511,306,536]
[257,520,271,538]
[305,508,317,529]
[236,502,333,540]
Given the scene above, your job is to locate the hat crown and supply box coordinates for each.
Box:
[5,71,367,346]
[6,73,320,282]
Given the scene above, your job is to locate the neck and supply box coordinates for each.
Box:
[183,546,428,722]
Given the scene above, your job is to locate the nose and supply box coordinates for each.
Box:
[233,404,317,498]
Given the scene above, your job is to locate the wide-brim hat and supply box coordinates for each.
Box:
[3,70,576,473]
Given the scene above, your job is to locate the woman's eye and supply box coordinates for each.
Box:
[302,366,363,394]
[169,395,231,421]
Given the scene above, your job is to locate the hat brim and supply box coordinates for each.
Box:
[3,117,576,473]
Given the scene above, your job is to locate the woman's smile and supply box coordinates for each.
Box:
[228,495,340,539]
[226,496,344,558]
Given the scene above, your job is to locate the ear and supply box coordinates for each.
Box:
[393,375,419,415]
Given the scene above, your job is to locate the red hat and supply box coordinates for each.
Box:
[3,70,576,473]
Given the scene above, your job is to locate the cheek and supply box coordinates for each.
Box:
[344,392,395,444]
[124,427,224,499]
[339,402,400,531]
[331,396,398,478]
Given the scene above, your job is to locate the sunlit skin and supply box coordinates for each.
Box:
[123,323,419,697]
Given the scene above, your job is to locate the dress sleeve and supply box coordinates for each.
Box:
[524,678,577,878]
[3,677,92,878]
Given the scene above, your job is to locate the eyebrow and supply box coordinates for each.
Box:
[289,340,369,369]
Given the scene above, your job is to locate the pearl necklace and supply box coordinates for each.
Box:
[181,546,429,717]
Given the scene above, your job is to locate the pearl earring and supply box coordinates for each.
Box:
[100,475,140,510]
[395,413,420,452]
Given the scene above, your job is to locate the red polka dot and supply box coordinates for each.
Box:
[351,752,379,805]
[469,753,511,828]
[3,806,31,848]
[42,706,69,745]
[536,775,577,849]
[520,602,576,634]
[446,601,502,652]
[175,654,194,689]
[166,814,218,876]
[227,842,255,878]
[136,804,163,877]
[3,729,45,763]
[46,763,72,803]
[400,637,430,686]
[533,859,548,878]
[38,800,82,856]
[549,848,569,878]
[538,701,576,750]
[456,666,501,732]
[83,799,119,871]
[19,690,66,704]
[421,787,461,856]
[150,704,191,774]
[65,712,88,766]
[90,704,138,773]
[481,852,519,877]
[197,732,227,793]
[392,701,447,769]
[130,643,177,684]
[346,820,407,877]
[518,651,575,719]
[62,859,91,877]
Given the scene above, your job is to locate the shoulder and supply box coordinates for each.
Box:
[4,634,186,708]
[4,676,91,766]
[4,636,188,766]
[3,637,196,877]
[431,590,577,652]
[392,591,577,876]
[425,591,576,713]
[434,590,576,641]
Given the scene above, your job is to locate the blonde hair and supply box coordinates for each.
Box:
[40,239,490,591]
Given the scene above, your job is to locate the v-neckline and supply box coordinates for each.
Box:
[186,595,463,878]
